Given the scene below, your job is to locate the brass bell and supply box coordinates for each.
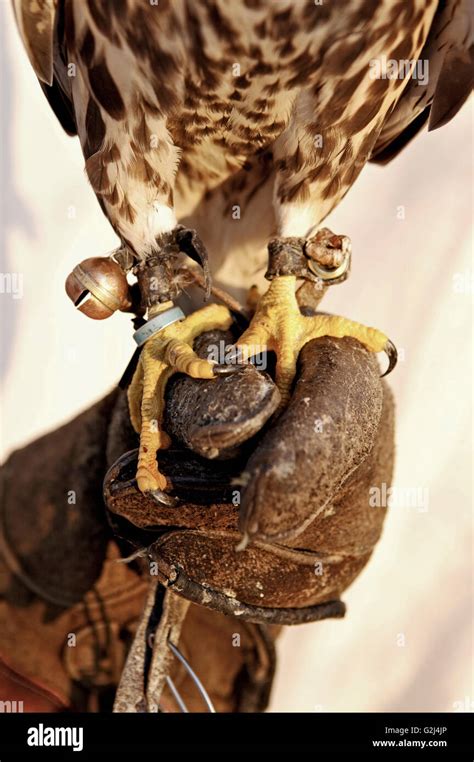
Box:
[65,257,131,319]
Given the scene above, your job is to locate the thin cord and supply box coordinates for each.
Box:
[167,641,216,713]
[166,676,189,713]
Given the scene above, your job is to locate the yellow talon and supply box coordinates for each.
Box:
[236,275,390,407]
[128,278,393,496]
[128,303,233,496]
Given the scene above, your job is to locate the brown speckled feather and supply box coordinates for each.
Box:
[371,0,473,163]
[12,0,472,261]
[13,0,56,84]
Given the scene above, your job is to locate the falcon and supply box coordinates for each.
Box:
[13,0,473,502]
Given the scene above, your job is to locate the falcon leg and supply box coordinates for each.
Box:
[135,360,173,498]
[128,303,234,501]
[125,226,242,502]
[235,233,396,409]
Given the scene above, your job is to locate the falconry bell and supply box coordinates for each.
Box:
[65,257,131,320]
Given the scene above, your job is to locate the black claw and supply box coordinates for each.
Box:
[175,226,212,300]
[212,362,246,376]
[149,489,180,507]
[381,339,397,377]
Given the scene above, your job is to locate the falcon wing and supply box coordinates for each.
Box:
[371,0,473,164]
[12,0,76,135]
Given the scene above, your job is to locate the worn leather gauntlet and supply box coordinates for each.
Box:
[0,327,394,712]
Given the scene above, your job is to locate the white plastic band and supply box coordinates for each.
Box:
[133,307,185,347]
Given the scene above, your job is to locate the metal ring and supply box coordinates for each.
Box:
[133,306,185,346]
[307,250,351,282]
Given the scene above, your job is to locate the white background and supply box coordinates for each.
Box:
[1,1,472,712]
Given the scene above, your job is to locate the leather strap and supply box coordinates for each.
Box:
[113,581,190,713]
[265,229,351,284]
[136,226,212,308]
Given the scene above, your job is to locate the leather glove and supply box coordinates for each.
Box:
[105,327,395,711]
